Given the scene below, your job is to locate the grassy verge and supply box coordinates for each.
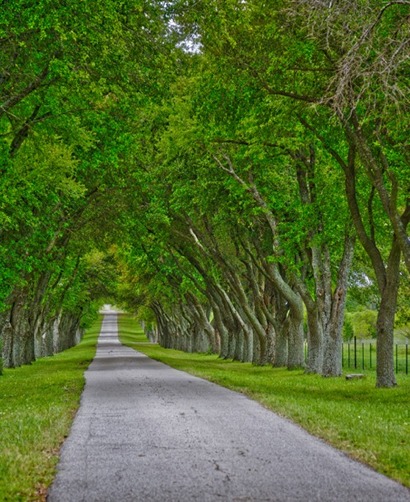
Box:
[118,313,410,488]
[0,316,101,501]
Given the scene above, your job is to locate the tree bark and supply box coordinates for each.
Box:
[343,144,400,387]
[376,238,401,387]
[267,263,305,369]
[322,232,355,377]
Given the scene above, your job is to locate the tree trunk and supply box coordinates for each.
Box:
[267,264,304,369]
[322,233,355,377]
[271,293,289,367]
[305,308,323,374]
[287,305,305,369]
[224,273,268,365]
[208,294,230,359]
[376,239,401,388]
[342,145,400,387]
[189,297,217,353]
[1,308,14,368]
[294,275,323,374]
[275,319,288,367]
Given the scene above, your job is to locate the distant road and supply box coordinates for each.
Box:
[48,311,410,501]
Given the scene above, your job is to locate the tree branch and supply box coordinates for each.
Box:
[0,65,50,118]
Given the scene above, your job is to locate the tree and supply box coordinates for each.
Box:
[169,0,408,385]
[0,0,175,368]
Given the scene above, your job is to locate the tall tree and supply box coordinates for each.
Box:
[170,0,408,385]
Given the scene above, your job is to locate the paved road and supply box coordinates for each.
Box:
[48,312,410,501]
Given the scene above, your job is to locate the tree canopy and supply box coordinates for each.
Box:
[1,0,409,387]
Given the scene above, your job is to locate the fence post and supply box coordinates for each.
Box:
[354,336,357,369]
[348,342,351,368]
[370,343,372,369]
[362,342,365,370]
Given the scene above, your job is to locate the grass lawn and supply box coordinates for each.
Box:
[0,316,101,501]
[118,313,410,489]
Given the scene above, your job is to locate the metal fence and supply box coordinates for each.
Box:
[341,337,409,374]
[303,338,409,374]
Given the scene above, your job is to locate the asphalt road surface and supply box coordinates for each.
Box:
[47,311,410,502]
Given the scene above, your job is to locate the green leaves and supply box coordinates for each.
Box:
[0,1,178,352]
[1,0,408,382]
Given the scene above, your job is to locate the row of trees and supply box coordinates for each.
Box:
[1,1,408,387]
[0,0,173,369]
[116,0,409,388]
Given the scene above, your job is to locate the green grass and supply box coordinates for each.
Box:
[0,317,101,501]
[118,313,410,489]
